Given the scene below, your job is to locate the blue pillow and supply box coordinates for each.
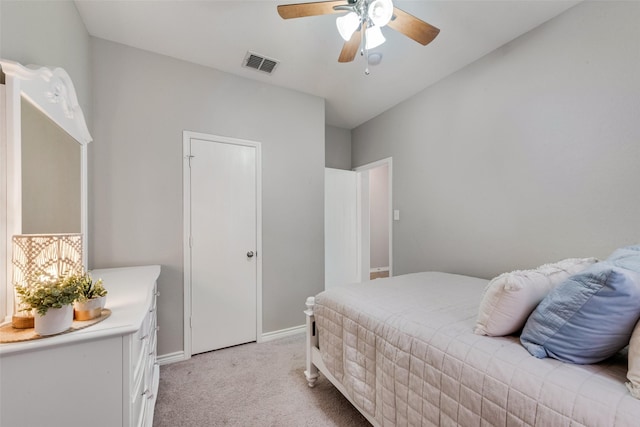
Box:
[520,262,640,364]
[607,244,640,272]
[619,244,640,251]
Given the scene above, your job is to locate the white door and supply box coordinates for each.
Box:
[325,168,359,289]
[188,135,259,354]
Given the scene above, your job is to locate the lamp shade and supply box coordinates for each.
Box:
[368,0,393,27]
[12,234,84,284]
[365,25,386,49]
[11,233,83,328]
[336,12,360,41]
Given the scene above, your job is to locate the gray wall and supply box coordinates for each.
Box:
[90,38,325,355]
[325,124,351,169]
[352,1,640,279]
[0,0,92,125]
[2,0,325,357]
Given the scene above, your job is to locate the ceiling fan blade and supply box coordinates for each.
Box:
[338,28,361,63]
[387,7,440,46]
[277,1,348,19]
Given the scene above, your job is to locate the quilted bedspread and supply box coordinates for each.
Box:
[314,272,640,426]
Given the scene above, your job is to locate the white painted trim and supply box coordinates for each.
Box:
[156,351,187,366]
[255,142,263,344]
[261,324,305,342]
[1,85,8,324]
[182,133,191,359]
[353,157,393,277]
[80,143,88,269]
[370,266,390,273]
[183,130,263,357]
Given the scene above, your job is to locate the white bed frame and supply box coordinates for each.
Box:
[304,296,380,427]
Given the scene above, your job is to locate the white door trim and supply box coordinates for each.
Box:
[354,157,393,278]
[182,130,263,359]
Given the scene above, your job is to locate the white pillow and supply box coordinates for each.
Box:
[627,320,640,399]
[474,257,598,336]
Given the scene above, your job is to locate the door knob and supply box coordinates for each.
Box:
[247,251,254,258]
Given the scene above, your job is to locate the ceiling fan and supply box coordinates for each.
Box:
[277,0,440,64]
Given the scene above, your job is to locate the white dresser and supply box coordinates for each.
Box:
[0,265,161,427]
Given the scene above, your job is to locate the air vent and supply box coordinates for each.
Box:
[242,51,279,75]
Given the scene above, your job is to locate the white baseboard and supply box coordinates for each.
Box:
[157,351,186,366]
[370,266,390,273]
[260,324,305,342]
[157,326,305,364]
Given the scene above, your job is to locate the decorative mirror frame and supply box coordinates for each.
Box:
[0,59,92,324]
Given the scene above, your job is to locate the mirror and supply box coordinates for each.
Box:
[21,98,82,233]
[0,59,92,324]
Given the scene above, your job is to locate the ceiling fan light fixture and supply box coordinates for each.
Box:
[277,0,440,65]
[336,12,360,41]
[365,25,385,49]
[368,0,393,27]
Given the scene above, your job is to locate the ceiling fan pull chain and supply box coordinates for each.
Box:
[360,20,365,57]
[361,20,370,75]
[364,33,370,75]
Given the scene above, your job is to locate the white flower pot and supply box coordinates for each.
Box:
[74,295,106,321]
[34,305,74,336]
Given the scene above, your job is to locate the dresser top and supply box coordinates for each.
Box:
[0,265,161,356]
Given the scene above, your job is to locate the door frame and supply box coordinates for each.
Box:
[354,157,393,279]
[182,130,263,359]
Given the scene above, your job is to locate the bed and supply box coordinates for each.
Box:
[303,271,640,426]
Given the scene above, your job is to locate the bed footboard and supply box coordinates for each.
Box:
[304,296,319,387]
[303,295,381,427]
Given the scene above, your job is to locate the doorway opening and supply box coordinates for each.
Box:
[324,157,392,289]
[355,158,393,281]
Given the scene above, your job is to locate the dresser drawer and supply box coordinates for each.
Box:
[141,364,160,427]
[109,267,160,427]
[131,315,149,359]
[149,306,157,346]
[144,359,156,398]
[131,375,147,427]
[131,324,155,425]
[136,361,157,427]
[131,310,154,387]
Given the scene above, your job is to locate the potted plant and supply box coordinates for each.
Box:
[68,273,107,321]
[15,274,81,336]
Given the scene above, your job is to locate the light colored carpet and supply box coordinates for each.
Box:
[153,333,371,426]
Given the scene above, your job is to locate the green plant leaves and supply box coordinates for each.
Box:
[15,272,107,315]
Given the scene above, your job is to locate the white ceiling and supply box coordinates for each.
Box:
[75,0,580,129]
